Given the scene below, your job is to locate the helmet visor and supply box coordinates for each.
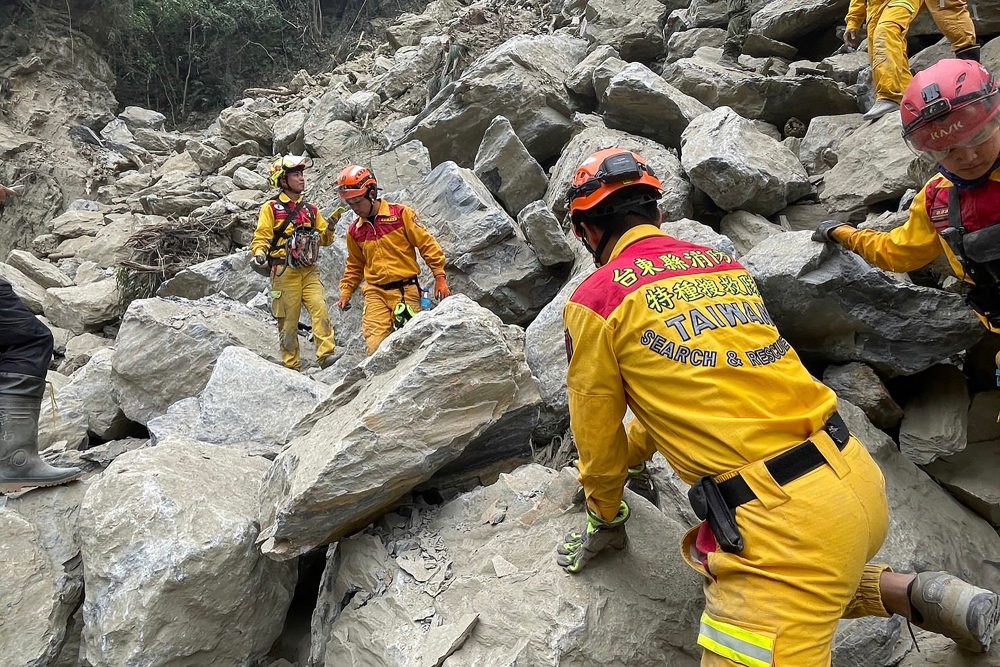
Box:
[904,93,1000,159]
[281,155,312,172]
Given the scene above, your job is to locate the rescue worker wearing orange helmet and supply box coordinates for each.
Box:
[816,60,1000,341]
[336,165,450,355]
[251,155,338,370]
[558,147,1000,662]
[844,0,978,121]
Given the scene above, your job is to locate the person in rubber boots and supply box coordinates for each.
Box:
[336,165,451,355]
[816,60,1000,382]
[843,0,978,121]
[1,183,82,493]
[251,155,338,371]
[556,148,1000,662]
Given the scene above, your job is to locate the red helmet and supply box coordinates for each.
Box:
[566,148,663,222]
[901,59,1000,159]
[337,165,377,200]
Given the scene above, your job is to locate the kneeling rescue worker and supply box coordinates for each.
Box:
[556,148,1000,662]
[251,155,338,371]
[336,165,451,355]
[815,59,1000,383]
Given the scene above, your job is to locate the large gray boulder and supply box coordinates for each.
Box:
[312,464,702,665]
[303,90,354,157]
[370,140,433,194]
[157,251,268,303]
[147,346,333,457]
[741,232,982,376]
[822,362,902,430]
[0,482,87,667]
[39,349,130,450]
[42,279,121,334]
[404,34,588,165]
[272,109,307,155]
[0,262,46,314]
[833,400,1000,664]
[111,295,277,424]
[661,218,739,257]
[218,106,273,148]
[545,122,693,221]
[681,107,811,216]
[6,249,73,289]
[79,438,296,667]
[752,0,850,43]
[583,0,675,62]
[257,296,541,559]
[661,52,859,128]
[118,106,166,132]
[565,44,620,98]
[799,114,867,175]
[516,201,576,268]
[898,365,969,465]
[405,162,563,326]
[370,35,448,104]
[720,210,784,255]
[600,62,709,150]
[819,112,920,212]
[473,116,548,218]
[525,269,590,440]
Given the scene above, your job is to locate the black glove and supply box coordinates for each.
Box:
[812,220,850,243]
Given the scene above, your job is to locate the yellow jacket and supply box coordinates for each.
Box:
[339,199,447,300]
[838,167,1000,330]
[565,226,837,521]
[250,193,333,260]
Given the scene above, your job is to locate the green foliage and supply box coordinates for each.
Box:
[105,0,319,124]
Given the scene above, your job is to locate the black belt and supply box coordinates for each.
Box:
[373,276,419,291]
[718,411,851,509]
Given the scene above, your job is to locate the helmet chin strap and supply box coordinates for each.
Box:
[574,222,612,267]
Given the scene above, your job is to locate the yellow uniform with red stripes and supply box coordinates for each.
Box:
[565,226,891,665]
[835,166,1000,331]
[251,193,335,370]
[339,200,447,354]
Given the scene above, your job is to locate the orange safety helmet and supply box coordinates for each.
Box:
[337,165,378,200]
[565,148,663,222]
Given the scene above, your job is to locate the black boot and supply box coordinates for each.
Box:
[0,372,82,493]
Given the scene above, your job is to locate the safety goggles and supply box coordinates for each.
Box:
[905,117,1000,161]
[565,152,656,208]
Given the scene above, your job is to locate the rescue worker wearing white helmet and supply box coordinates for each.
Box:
[250,155,339,370]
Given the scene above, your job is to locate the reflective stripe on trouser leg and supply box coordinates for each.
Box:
[698,612,774,667]
[871,0,918,101]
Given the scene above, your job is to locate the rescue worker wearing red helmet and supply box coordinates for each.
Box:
[560,147,1000,662]
[251,155,338,370]
[336,165,450,355]
[843,0,979,121]
[816,60,1000,341]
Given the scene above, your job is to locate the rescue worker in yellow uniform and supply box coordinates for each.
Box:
[251,155,337,370]
[816,60,1000,377]
[844,0,978,121]
[556,147,1000,663]
[336,165,451,355]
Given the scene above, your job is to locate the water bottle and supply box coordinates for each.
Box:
[420,286,433,311]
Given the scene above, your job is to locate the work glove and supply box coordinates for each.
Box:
[434,275,452,300]
[251,252,268,268]
[556,501,630,574]
[327,205,349,222]
[812,220,851,243]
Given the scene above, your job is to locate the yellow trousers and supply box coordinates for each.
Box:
[271,265,335,370]
[622,420,892,665]
[361,283,421,355]
[867,0,920,102]
[924,0,977,53]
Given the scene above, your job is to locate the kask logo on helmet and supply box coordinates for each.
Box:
[930,120,966,140]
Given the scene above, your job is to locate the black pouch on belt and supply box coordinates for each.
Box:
[688,476,745,554]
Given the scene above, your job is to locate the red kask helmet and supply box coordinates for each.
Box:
[901,59,1000,159]
[337,165,378,200]
[566,148,663,222]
